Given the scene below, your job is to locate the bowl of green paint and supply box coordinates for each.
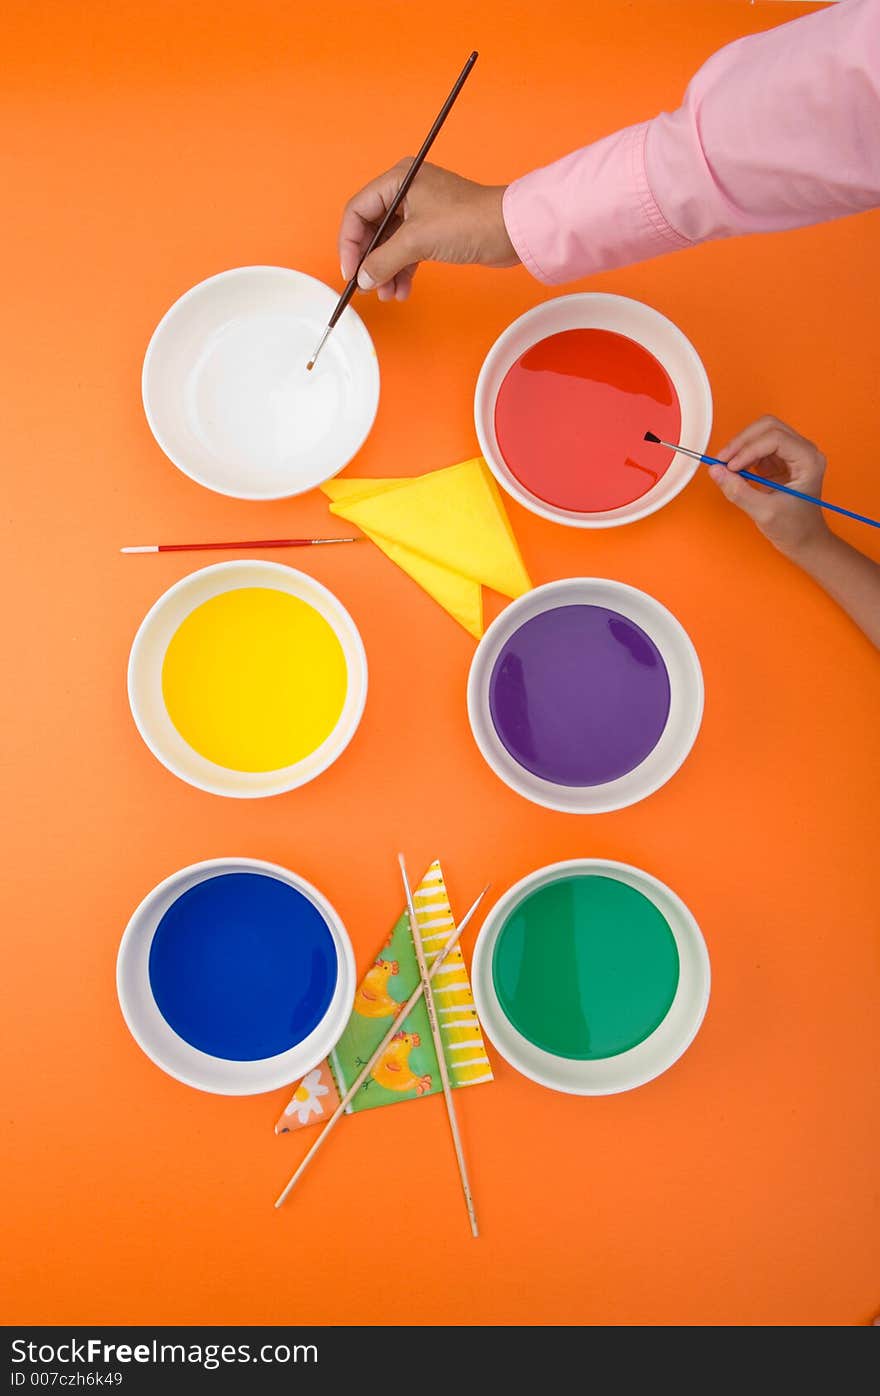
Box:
[471,860,710,1095]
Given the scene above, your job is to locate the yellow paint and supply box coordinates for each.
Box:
[161,587,347,772]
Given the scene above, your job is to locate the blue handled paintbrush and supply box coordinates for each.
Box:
[644,431,880,531]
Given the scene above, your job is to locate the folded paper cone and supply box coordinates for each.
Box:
[275,859,492,1134]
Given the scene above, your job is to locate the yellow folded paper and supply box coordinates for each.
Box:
[323,476,483,637]
[322,477,404,506]
[369,537,484,638]
[321,459,531,636]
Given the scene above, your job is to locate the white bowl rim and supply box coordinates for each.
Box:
[116,856,357,1095]
[127,559,368,799]
[473,291,712,528]
[141,264,381,501]
[472,857,711,1096]
[466,577,704,814]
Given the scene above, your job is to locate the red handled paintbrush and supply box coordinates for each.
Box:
[121,536,362,554]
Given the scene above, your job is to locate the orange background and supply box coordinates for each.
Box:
[2,0,878,1328]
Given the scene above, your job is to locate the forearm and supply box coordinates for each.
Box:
[504,0,880,283]
[790,531,880,651]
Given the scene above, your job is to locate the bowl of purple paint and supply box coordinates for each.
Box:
[467,578,703,813]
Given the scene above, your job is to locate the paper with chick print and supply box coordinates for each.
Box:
[275,860,493,1133]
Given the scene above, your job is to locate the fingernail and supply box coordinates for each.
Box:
[357,269,375,291]
[340,262,348,281]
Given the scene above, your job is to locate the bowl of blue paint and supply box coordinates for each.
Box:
[117,858,356,1094]
[467,578,703,813]
[471,859,711,1095]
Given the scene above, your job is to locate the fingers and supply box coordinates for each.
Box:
[715,413,793,463]
[338,163,407,281]
[358,220,427,292]
[338,160,425,296]
[339,204,377,283]
[728,431,808,476]
[708,463,772,524]
[394,264,418,301]
[715,414,789,463]
[715,414,825,489]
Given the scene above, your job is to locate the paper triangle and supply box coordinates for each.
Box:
[322,475,484,635]
[275,860,492,1133]
[322,477,409,505]
[326,459,532,600]
[363,530,483,638]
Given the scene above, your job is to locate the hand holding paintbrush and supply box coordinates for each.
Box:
[306,51,480,371]
[649,415,880,650]
[645,420,880,533]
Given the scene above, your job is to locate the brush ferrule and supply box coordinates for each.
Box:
[306,326,332,372]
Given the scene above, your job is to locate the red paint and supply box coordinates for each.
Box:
[494,329,681,513]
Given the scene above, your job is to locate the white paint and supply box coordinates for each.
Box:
[143,266,380,500]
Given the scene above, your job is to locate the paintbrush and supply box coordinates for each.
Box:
[120,537,361,554]
[305,51,479,373]
[274,882,489,1210]
[645,431,880,531]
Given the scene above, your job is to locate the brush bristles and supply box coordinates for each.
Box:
[644,430,661,443]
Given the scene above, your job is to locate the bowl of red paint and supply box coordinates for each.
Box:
[467,578,703,813]
[474,293,712,527]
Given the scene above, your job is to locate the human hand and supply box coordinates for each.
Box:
[709,415,831,560]
[338,160,519,303]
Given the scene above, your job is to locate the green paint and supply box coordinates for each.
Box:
[492,874,680,1060]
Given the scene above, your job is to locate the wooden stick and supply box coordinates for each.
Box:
[274,882,489,1209]
[399,853,480,1238]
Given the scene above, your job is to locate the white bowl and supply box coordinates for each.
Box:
[128,560,368,798]
[474,292,712,527]
[142,266,380,499]
[472,859,710,1096]
[117,857,356,1095]
[467,578,703,814]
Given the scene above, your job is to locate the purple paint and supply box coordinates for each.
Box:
[488,604,671,786]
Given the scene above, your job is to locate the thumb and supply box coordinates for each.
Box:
[708,464,768,523]
[358,222,426,290]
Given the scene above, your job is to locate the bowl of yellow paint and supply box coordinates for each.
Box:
[128,561,368,797]
[142,266,380,499]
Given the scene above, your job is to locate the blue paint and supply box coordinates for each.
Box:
[148,872,338,1061]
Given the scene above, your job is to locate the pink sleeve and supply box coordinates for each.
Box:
[502,0,880,284]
